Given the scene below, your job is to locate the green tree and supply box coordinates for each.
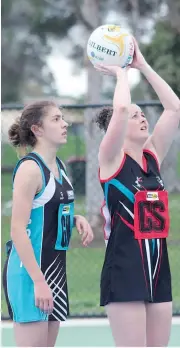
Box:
[140,11,180,191]
[4,0,179,231]
[142,21,180,97]
[1,0,77,102]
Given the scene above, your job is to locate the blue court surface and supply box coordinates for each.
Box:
[1,318,180,347]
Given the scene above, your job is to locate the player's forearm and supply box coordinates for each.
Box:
[113,69,131,111]
[11,228,44,283]
[140,63,180,111]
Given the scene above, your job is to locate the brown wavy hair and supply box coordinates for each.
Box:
[95,107,113,132]
[8,100,57,156]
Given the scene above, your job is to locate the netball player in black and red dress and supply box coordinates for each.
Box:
[95,38,180,347]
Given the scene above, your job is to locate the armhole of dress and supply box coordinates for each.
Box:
[100,199,111,245]
[143,149,160,172]
[99,153,126,183]
[12,156,46,199]
[56,157,67,173]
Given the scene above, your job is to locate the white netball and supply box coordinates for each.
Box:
[87,24,134,68]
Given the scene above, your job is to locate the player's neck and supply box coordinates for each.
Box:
[33,143,59,166]
[123,141,144,165]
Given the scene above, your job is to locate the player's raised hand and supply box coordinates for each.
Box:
[130,37,147,70]
[94,63,130,76]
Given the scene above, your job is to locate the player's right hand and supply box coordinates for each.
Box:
[94,63,129,76]
[34,280,54,314]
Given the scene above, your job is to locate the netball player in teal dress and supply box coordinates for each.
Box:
[3,101,94,347]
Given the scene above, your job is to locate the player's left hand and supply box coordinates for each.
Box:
[74,215,94,247]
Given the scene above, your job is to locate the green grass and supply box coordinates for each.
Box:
[1,145,180,317]
[67,248,105,316]
[168,194,180,241]
[1,134,85,167]
[177,152,180,177]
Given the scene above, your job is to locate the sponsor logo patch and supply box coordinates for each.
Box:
[67,190,74,200]
[146,192,159,201]
[63,205,70,214]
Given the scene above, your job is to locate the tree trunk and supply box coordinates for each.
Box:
[167,0,180,33]
[82,0,104,238]
[128,0,158,129]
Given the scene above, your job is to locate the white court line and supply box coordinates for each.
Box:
[1,317,180,329]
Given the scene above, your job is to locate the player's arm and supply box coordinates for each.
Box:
[141,63,180,164]
[131,37,180,164]
[10,160,45,283]
[130,37,180,164]
[96,65,131,166]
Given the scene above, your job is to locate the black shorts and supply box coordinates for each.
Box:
[100,237,172,306]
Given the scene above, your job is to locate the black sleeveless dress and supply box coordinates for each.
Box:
[99,150,172,306]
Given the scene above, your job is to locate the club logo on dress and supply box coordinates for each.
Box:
[135,177,143,188]
[60,192,64,200]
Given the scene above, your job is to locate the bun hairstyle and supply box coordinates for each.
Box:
[95,107,113,132]
[8,100,57,156]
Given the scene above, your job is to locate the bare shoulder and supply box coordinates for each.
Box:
[11,160,43,229]
[99,150,125,181]
[15,159,41,177]
[14,159,42,190]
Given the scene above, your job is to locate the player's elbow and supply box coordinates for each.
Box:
[10,222,25,240]
[175,101,180,111]
[10,227,19,240]
[171,103,180,120]
[114,105,128,116]
[176,103,180,115]
[169,101,180,113]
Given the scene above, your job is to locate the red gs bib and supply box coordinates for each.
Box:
[134,190,169,239]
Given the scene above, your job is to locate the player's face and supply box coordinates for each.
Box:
[126,104,149,142]
[41,106,69,145]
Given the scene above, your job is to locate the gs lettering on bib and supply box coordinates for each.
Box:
[134,190,169,239]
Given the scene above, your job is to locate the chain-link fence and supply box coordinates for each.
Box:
[1,103,180,319]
